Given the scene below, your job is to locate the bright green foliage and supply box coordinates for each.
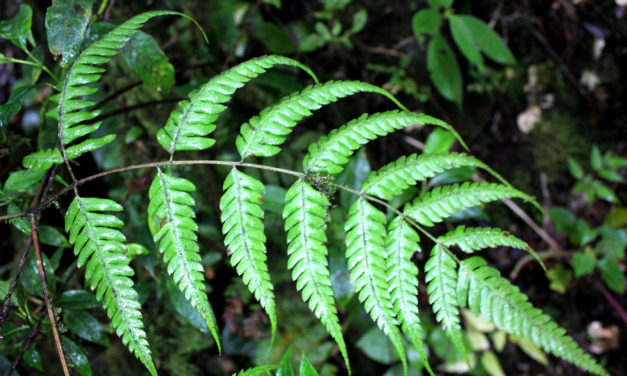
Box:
[64,197,156,376]
[405,182,531,226]
[439,226,530,254]
[157,55,318,155]
[457,257,609,376]
[384,216,434,375]
[303,111,464,175]
[345,198,407,373]
[282,179,350,370]
[147,168,221,351]
[236,80,407,159]
[23,11,181,170]
[425,245,467,360]
[220,168,276,339]
[361,152,506,200]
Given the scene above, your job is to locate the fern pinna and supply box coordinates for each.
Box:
[21,10,608,376]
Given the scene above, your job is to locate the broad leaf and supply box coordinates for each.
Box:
[427,34,462,104]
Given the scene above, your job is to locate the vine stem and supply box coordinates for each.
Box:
[0,166,57,326]
[28,216,70,376]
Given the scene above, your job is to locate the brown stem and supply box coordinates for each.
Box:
[28,216,70,376]
[8,266,77,376]
[601,287,627,325]
[0,167,57,326]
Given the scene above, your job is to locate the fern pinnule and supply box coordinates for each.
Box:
[283,179,350,371]
[345,198,407,373]
[404,182,531,227]
[361,152,508,201]
[424,245,467,360]
[236,81,407,159]
[303,111,464,175]
[157,55,318,155]
[438,225,543,267]
[384,216,434,376]
[23,11,185,171]
[65,197,156,375]
[147,168,221,351]
[220,168,277,340]
[457,257,609,376]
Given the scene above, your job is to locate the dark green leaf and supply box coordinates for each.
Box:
[0,85,35,142]
[356,328,399,364]
[567,157,584,179]
[591,180,618,203]
[547,264,572,293]
[427,34,462,104]
[453,15,515,64]
[0,5,34,51]
[252,21,297,54]
[590,146,602,171]
[427,0,454,8]
[412,9,441,37]
[298,354,319,376]
[350,9,368,34]
[23,345,43,371]
[3,169,45,195]
[45,0,93,67]
[38,225,70,248]
[64,308,110,346]
[57,290,100,309]
[166,277,211,334]
[20,252,55,297]
[599,259,626,294]
[263,185,286,214]
[423,128,456,154]
[449,15,482,66]
[63,336,93,376]
[548,207,576,234]
[122,31,174,92]
[572,252,596,277]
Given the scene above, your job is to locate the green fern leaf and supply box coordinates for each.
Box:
[23,135,115,170]
[147,168,221,351]
[385,216,434,376]
[236,81,406,159]
[220,168,276,339]
[64,197,156,376]
[304,111,465,174]
[283,179,350,370]
[23,11,185,170]
[157,55,318,155]
[457,257,608,376]
[361,152,507,200]
[424,245,467,359]
[345,198,407,372]
[405,182,531,226]
[439,225,529,254]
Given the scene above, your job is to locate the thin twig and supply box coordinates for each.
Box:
[0,166,57,325]
[600,287,627,325]
[92,80,142,109]
[8,266,77,376]
[28,216,70,376]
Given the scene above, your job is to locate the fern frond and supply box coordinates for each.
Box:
[283,179,349,370]
[219,168,276,339]
[147,168,221,351]
[303,111,464,175]
[22,135,116,170]
[384,216,434,376]
[362,152,508,200]
[345,198,407,372]
[157,55,318,154]
[23,11,184,170]
[236,81,406,159]
[424,245,467,359]
[404,182,531,226]
[457,257,608,376]
[64,197,156,375]
[439,226,528,254]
